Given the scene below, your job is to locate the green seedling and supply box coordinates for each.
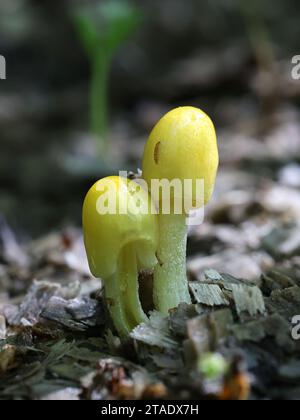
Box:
[73,0,140,157]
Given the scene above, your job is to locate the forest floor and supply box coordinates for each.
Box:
[1,105,300,400]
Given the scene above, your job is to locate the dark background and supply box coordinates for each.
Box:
[0,1,300,401]
[0,0,299,237]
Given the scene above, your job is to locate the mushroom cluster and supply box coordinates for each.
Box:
[83,107,219,336]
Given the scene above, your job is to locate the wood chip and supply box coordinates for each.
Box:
[0,315,6,340]
[189,283,230,306]
[231,284,265,317]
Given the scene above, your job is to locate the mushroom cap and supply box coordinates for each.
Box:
[142,107,219,210]
[82,176,158,279]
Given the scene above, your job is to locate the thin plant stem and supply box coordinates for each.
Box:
[90,51,110,157]
[238,0,275,72]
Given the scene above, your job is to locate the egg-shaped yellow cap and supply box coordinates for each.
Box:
[82,176,158,279]
[142,107,219,210]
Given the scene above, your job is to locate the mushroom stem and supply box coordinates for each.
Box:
[105,271,131,336]
[105,244,148,336]
[153,212,191,314]
[120,245,148,326]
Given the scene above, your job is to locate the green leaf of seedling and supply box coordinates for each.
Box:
[73,0,141,58]
[100,0,141,53]
[73,14,100,58]
[72,0,141,158]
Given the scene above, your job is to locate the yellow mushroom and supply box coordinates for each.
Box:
[142,107,219,314]
[82,176,158,335]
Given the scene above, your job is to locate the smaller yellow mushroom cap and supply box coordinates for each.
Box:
[82,176,158,279]
[142,107,219,210]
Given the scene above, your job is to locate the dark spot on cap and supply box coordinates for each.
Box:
[154,142,161,164]
[155,252,164,267]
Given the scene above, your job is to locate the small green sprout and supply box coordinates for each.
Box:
[73,0,141,156]
[198,353,228,380]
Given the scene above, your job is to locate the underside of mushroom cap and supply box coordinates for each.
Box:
[82,176,158,279]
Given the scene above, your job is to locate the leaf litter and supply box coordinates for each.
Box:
[1,142,300,400]
[0,223,299,400]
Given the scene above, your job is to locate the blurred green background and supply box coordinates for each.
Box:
[0,0,299,236]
